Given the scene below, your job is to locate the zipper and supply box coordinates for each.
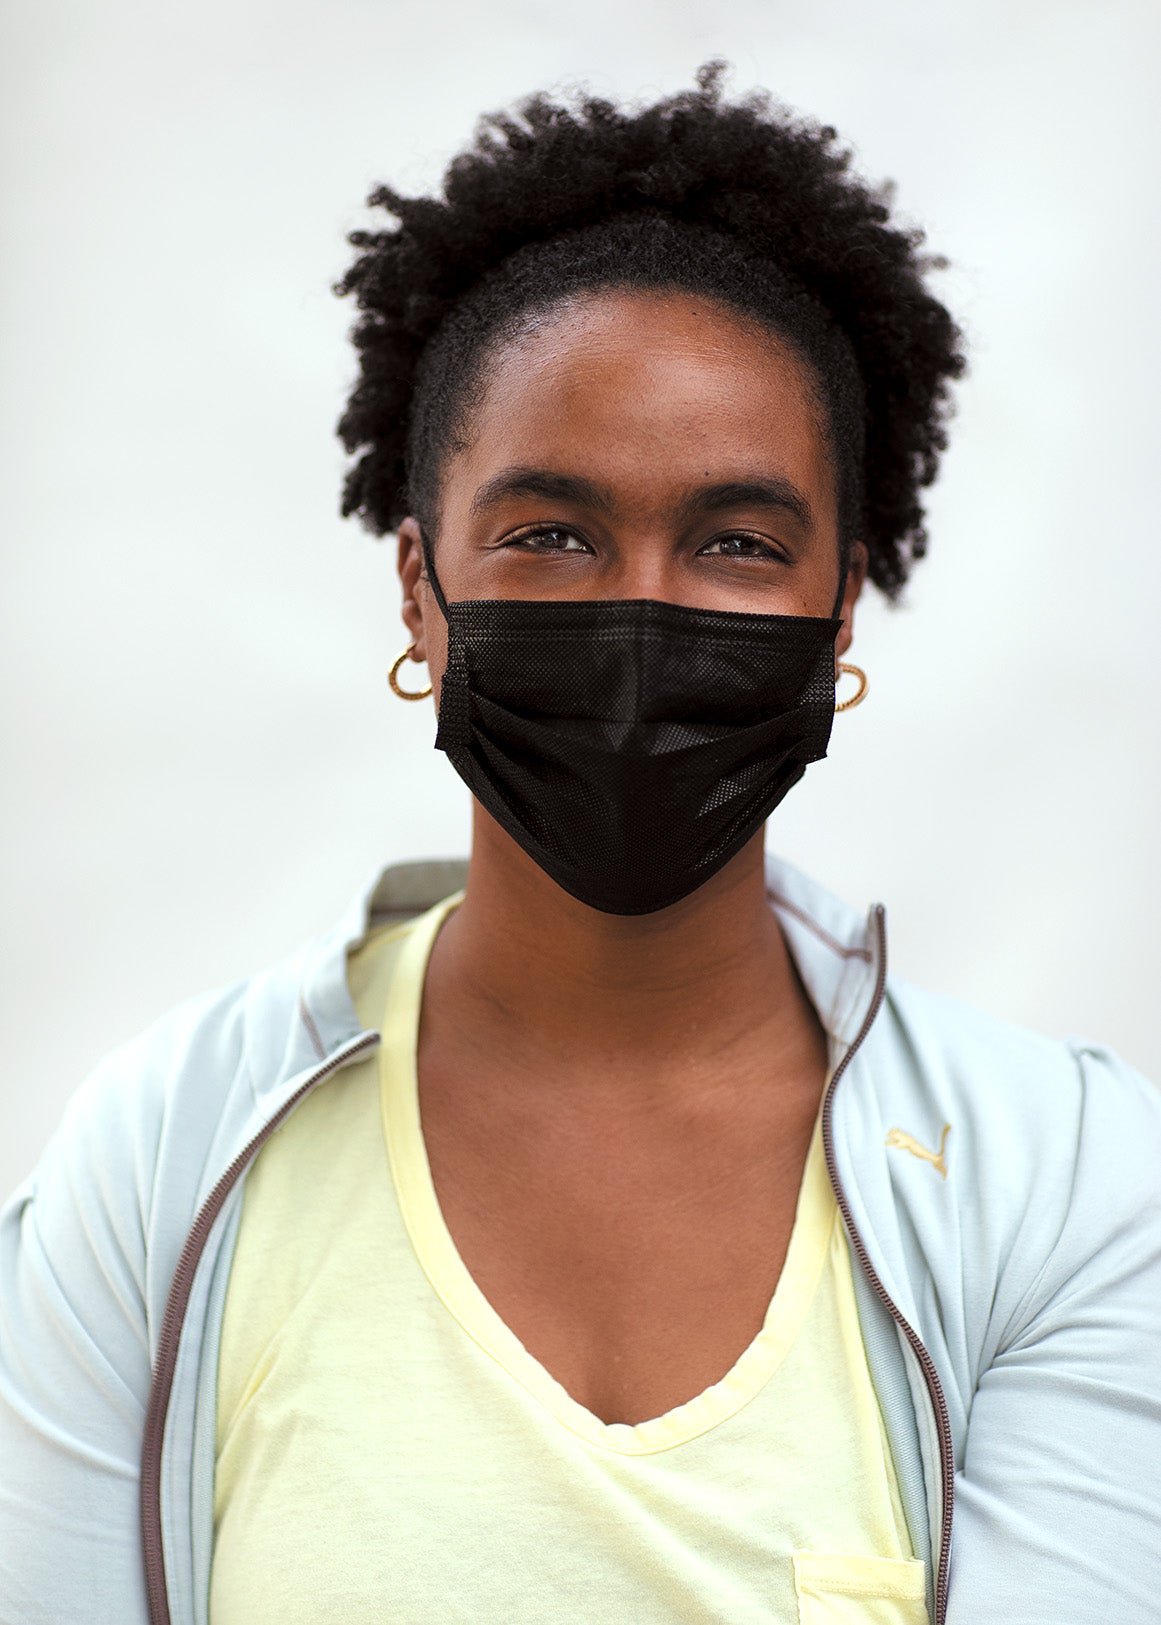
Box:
[140,1030,380,1625]
[820,904,955,1625]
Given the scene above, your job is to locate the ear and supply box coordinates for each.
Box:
[835,540,869,663]
[397,516,430,660]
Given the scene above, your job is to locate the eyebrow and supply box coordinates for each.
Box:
[469,468,616,519]
[677,478,814,531]
[469,466,816,531]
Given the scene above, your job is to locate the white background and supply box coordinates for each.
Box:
[2,0,1158,1201]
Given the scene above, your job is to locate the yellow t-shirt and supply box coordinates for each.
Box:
[211,892,928,1624]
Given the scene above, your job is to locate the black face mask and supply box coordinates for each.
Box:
[420,528,842,916]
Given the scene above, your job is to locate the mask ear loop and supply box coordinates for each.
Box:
[419,524,452,621]
[830,554,850,622]
[418,522,473,744]
[830,551,869,710]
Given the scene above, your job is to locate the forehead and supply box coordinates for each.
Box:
[453,288,834,516]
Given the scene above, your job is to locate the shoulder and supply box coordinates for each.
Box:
[880,974,1156,1131]
[2,979,245,1335]
[866,976,1161,1349]
[37,966,266,1197]
[2,934,327,1341]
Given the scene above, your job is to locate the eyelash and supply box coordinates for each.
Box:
[505,526,589,553]
[505,526,785,561]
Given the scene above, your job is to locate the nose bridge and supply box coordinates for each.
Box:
[603,514,688,602]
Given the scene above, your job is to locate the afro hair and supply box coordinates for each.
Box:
[335,62,966,599]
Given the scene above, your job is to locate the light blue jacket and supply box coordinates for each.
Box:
[3,854,1161,1625]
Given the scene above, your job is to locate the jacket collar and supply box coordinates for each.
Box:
[762,853,885,1052]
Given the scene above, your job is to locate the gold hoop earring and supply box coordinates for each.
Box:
[388,643,433,701]
[835,662,868,712]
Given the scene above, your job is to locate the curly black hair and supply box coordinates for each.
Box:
[335,62,966,599]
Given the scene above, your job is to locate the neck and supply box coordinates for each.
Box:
[423,806,823,1102]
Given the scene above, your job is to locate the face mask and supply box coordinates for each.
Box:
[420,528,842,916]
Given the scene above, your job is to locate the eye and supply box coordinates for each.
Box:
[504,525,592,553]
[697,532,785,561]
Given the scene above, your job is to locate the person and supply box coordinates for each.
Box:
[2,61,1160,1625]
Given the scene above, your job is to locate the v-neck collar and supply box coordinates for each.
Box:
[376,889,837,1457]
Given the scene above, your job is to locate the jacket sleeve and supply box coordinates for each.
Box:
[0,1045,161,1625]
[946,1043,1161,1623]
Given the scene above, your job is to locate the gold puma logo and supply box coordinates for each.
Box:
[886,1123,951,1179]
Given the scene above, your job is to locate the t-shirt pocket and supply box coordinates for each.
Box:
[792,1551,929,1624]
